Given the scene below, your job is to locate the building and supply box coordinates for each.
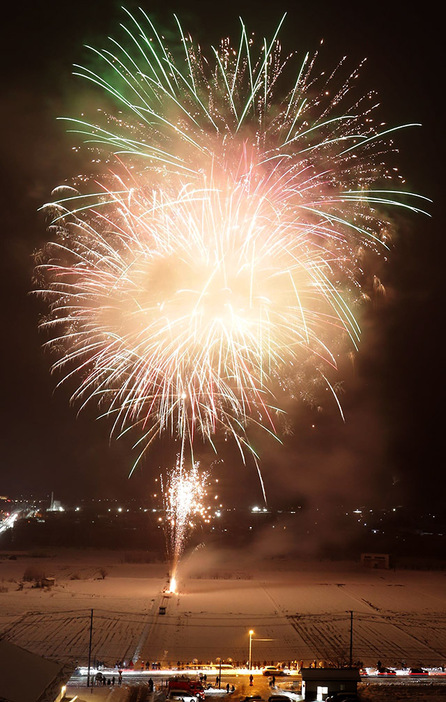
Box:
[360,553,390,569]
[0,639,73,702]
[300,667,361,701]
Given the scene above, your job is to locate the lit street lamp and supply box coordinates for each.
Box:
[248,629,254,670]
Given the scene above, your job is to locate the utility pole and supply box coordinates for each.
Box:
[349,610,353,667]
[87,609,93,686]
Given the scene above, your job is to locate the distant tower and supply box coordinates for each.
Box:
[48,493,63,512]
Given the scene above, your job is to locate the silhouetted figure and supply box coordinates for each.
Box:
[249,675,253,686]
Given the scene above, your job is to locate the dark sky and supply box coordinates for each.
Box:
[0,1,442,511]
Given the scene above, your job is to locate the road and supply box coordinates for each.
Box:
[68,667,446,701]
[67,670,297,695]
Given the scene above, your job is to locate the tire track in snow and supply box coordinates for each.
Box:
[261,583,313,661]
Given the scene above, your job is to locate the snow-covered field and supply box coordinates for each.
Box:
[1,550,445,670]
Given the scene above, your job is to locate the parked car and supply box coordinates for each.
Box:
[409,667,428,675]
[377,667,396,675]
[168,677,205,700]
[168,690,197,702]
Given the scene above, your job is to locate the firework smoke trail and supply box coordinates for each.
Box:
[163,458,210,592]
[36,11,430,471]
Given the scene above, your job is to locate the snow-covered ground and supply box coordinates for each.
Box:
[1,550,445,670]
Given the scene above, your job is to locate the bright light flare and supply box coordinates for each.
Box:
[163,457,210,588]
[167,575,177,594]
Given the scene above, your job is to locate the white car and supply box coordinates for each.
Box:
[262,667,289,677]
[168,691,198,702]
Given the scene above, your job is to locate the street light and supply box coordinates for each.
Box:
[248,630,254,670]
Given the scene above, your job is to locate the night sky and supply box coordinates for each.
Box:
[1,1,442,512]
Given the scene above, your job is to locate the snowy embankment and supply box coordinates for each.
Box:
[0,551,445,669]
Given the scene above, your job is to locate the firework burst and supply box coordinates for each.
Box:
[36,10,429,468]
[163,457,210,591]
